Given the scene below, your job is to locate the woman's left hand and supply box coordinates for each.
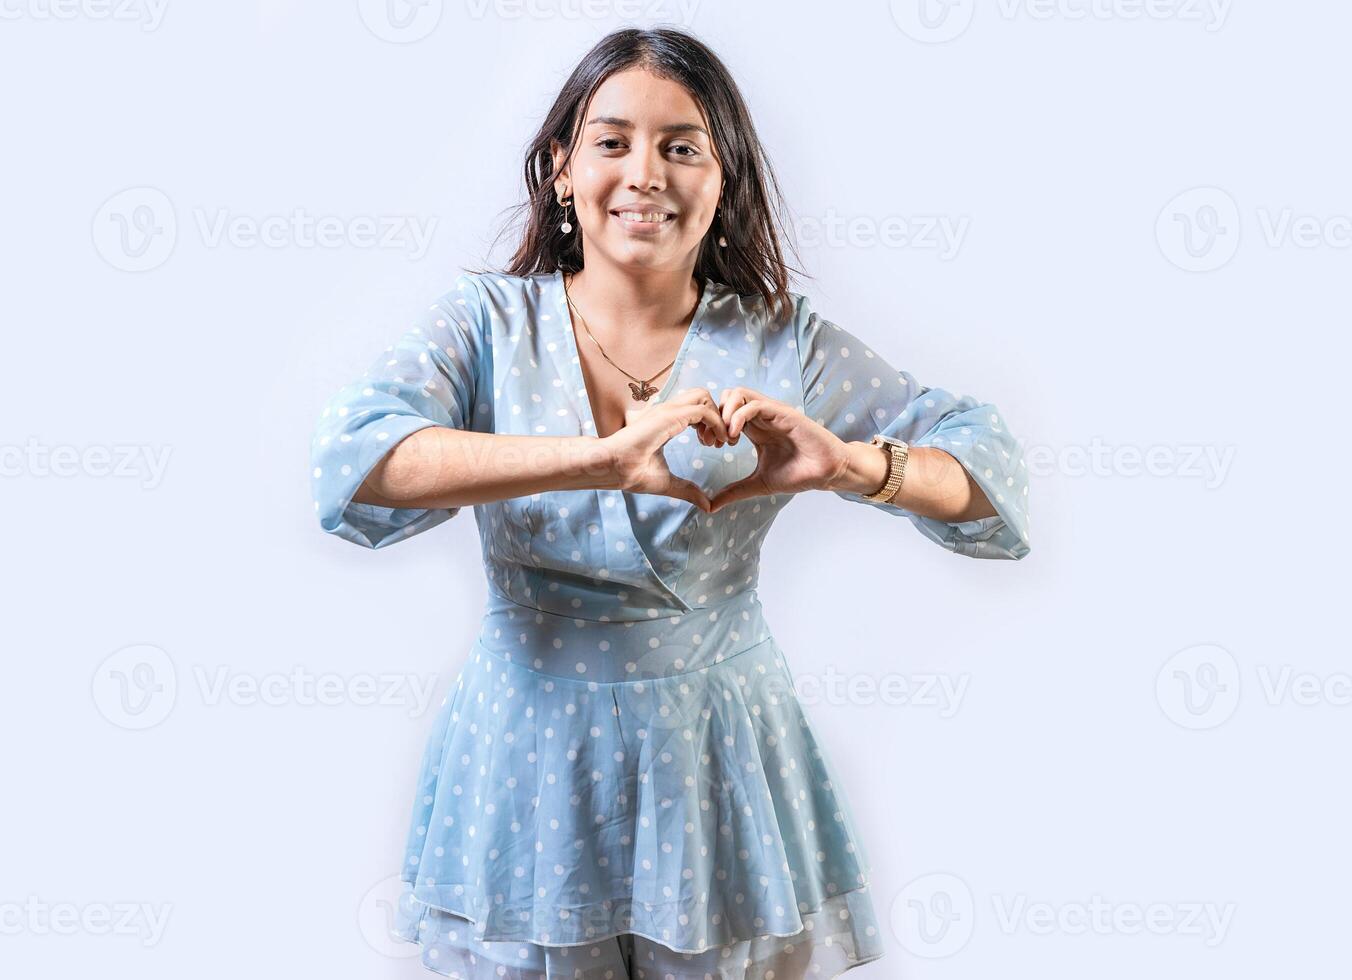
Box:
[706,387,852,513]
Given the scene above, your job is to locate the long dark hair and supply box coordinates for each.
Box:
[476,27,804,321]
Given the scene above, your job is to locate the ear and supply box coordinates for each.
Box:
[549,138,570,199]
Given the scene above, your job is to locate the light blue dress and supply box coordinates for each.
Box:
[309,269,1031,979]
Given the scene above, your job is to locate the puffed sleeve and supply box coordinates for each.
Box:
[795,297,1031,560]
[309,274,489,549]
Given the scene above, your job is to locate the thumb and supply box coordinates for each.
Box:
[661,475,713,513]
[708,474,767,514]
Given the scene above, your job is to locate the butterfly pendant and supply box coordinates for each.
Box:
[628,379,660,401]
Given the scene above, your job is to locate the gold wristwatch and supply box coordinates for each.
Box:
[863,434,909,503]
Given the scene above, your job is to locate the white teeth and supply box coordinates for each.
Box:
[615,211,671,223]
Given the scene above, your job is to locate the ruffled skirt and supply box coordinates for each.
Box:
[389,596,885,978]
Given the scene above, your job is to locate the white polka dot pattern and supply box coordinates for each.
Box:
[795,306,1031,559]
[308,267,1034,977]
[309,274,490,549]
[389,596,886,977]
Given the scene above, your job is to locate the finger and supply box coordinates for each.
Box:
[688,389,729,445]
[670,387,724,439]
[708,473,768,513]
[683,402,730,446]
[727,399,772,439]
[697,401,731,444]
[667,390,726,446]
[728,400,797,440]
[720,389,751,440]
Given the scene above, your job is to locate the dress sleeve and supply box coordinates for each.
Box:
[794,297,1031,560]
[308,274,488,549]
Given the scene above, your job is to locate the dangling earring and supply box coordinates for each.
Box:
[717,207,728,248]
[558,195,573,234]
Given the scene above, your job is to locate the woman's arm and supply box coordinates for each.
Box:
[351,429,621,510]
[826,441,1000,524]
[792,298,1030,559]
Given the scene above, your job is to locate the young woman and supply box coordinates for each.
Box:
[310,26,1030,980]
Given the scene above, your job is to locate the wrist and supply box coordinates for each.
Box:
[828,440,891,496]
[564,436,627,491]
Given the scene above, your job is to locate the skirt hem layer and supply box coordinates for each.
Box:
[394,879,886,979]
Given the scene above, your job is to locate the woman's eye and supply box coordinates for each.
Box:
[594,139,699,157]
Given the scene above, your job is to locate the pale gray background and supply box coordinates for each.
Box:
[2,1,1343,977]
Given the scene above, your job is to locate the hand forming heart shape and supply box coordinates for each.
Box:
[601,387,853,515]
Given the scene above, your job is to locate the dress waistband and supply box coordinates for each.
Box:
[474,588,772,683]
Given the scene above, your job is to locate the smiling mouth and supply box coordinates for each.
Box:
[611,210,675,224]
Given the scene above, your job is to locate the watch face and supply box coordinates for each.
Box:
[875,435,907,449]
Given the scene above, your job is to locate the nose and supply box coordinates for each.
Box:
[623,139,667,192]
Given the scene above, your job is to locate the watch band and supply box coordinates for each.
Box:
[863,435,909,503]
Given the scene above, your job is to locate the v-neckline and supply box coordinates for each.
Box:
[554,268,716,440]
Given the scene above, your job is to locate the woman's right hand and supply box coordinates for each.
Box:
[600,388,732,512]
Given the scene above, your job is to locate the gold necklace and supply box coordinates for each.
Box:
[563,272,693,402]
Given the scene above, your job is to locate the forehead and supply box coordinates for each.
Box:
[583,68,706,129]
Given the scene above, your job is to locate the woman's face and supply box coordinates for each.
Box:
[552,67,723,275]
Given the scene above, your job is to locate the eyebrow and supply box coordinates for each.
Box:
[584,115,708,137]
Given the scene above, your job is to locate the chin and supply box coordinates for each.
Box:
[602,244,688,268]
